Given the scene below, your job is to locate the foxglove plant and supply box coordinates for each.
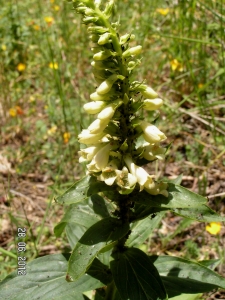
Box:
[0,1,225,300]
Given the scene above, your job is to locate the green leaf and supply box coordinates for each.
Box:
[54,194,115,248]
[126,211,165,247]
[173,205,225,222]
[169,294,202,300]
[132,183,206,209]
[56,175,114,205]
[110,247,167,300]
[68,217,130,281]
[132,203,168,220]
[86,258,112,285]
[198,259,221,270]
[150,255,225,297]
[0,254,104,300]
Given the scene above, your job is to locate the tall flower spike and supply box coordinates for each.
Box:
[74,0,167,196]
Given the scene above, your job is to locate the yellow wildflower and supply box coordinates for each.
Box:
[9,106,24,117]
[54,5,60,11]
[198,83,204,89]
[50,0,54,2]
[9,108,17,117]
[33,24,40,31]
[156,8,170,16]
[1,44,7,51]
[44,16,54,26]
[17,63,26,72]
[49,62,58,69]
[170,59,184,72]
[48,125,57,136]
[63,132,71,143]
[206,222,221,235]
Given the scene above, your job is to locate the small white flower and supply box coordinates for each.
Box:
[83,101,106,114]
[140,121,166,144]
[143,98,163,111]
[78,129,105,144]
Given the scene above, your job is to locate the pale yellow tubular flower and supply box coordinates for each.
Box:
[143,98,163,111]
[124,155,155,191]
[90,92,112,101]
[97,100,122,120]
[83,101,106,114]
[98,160,119,185]
[87,142,117,172]
[143,143,166,161]
[145,182,168,197]
[88,118,110,134]
[141,86,158,99]
[115,167,137,192]
[140,121,166,144]
[78,129,105,144]
[96,74,118,94]
[78,144,103,163]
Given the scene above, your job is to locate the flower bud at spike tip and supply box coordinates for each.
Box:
[96,74,118,95]
[143,98,163,111]
[122,46,142,58]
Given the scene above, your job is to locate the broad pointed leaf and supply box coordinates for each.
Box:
[56,175,114,205]
[126,211,165,247]
[0,254,104,300]
[132,183,206,208]
[68,217,130,281]
[173,205,225,222]
[110,247,167,300]
[150,255,225,297]
[86,258,112,285]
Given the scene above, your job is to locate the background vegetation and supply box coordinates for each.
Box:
[0,0,224,298]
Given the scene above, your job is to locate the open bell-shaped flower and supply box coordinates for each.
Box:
[78,144,103,163]
[115,166,137,194]
[87,142,118,172]
[142,143,166,161]
[124,155,155,191]
[145,181,168,197]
